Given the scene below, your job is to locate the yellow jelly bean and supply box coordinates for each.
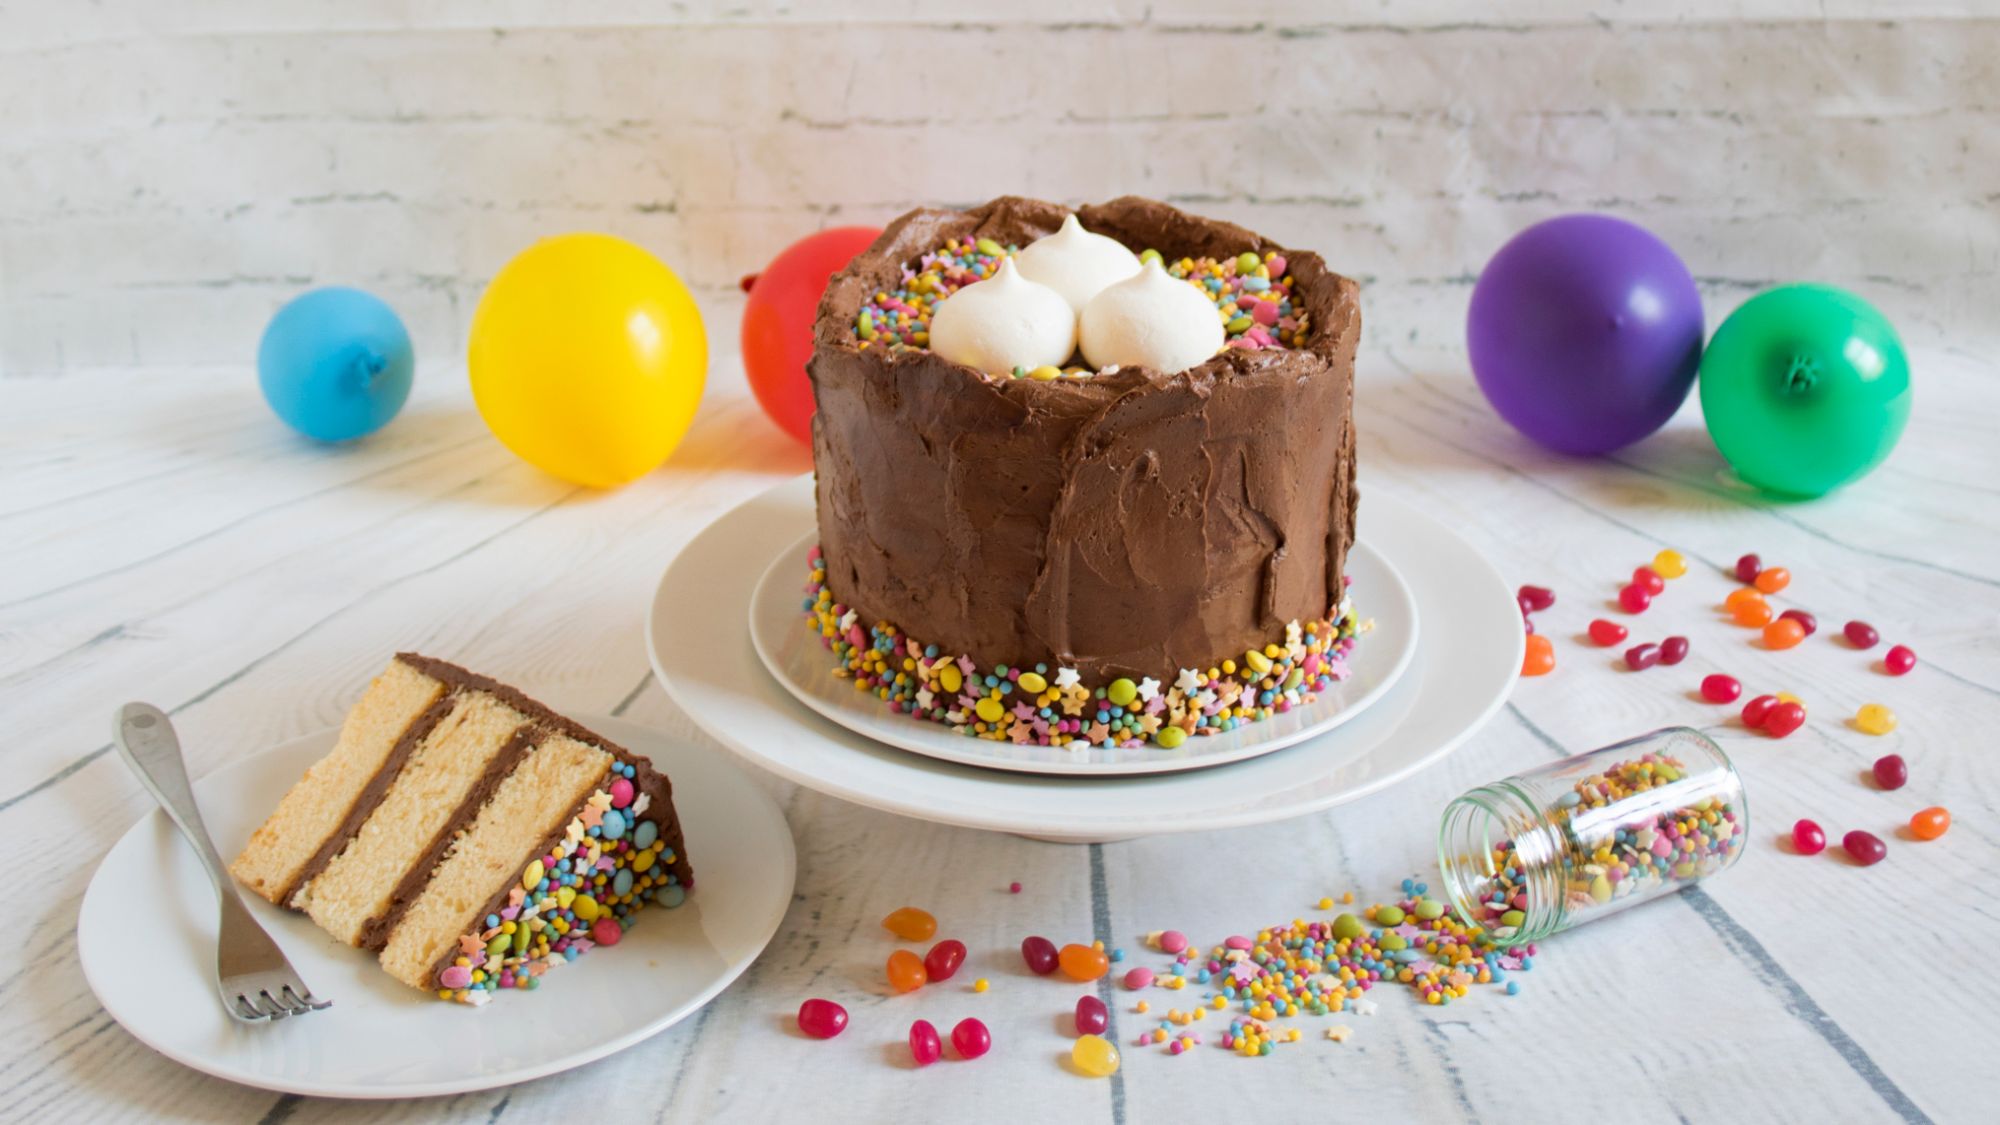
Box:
[1855,703,1898,735]
[975,696,1004,724]
[1017,671,1047,693]
[1652,549,1688,578]
[521,859,544,890]
[1073,1034,1121,1076]
[573,894,600,922]
[938,664,963,693]
[1244,650,1273,675]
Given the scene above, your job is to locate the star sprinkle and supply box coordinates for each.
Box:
[1137,676,1161,702]
[1175,668,1203,694]
[1325,1025,1354,1043]
[1054,667,1082,690]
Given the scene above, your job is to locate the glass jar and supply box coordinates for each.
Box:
[1437,727,1747,946]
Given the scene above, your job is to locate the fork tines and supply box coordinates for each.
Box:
[232,985,332,1021]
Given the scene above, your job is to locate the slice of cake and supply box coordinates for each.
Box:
[231,654,692,1005]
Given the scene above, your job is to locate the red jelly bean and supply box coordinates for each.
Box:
[1884,644,1917,675]
[1764,701,1807,738]
[1075,994,1109,1036]
[1841,830,1887,866]
[1734,553,1762,583]
[887,949,927,993]
[1631,566,1665,595]
[951,1017,992,1059]
[1871,753,1908,790]
[797,998,849,1039]
[1659,635,1689,665]
[1778,609,1817,636]
[1741,694,1778,728]
[1021,935,1059,975]
[1618,584,1652,613]
[1700,674,1742,703]
[1623,643,1661,670]
[1791,819,1826,856]
[1518,584,1556,612]
[924,939,967,982]
[909,1019,942,1066]
[1844,620,1879,649]
[1588,619,1628,646]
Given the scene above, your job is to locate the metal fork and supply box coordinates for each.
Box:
[114,703,332,1022]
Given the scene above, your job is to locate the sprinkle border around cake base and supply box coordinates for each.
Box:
[802,546,1364,751]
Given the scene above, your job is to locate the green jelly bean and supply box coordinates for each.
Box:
[1375,905,1406,927]
[975,238,1006,256]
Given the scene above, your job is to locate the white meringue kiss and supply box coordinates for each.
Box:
[1078,260,1225,374]
[929,258,1077,378]
[1012,214,1143,313]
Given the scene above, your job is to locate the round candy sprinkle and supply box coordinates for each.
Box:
[1652,549,1688,578]
[887,948,927,992]
[1701,674,1742,703]
[1762,619,1806,650]
[797,998,849,1039]
[1791,819,1827,856]
[973,978,990,993]
[1911,807,1951,841]
[883,906,936,941]
[1844,620,1880,649]
[1623,642,1661,671]
[1855,703,1897,735]
[1522,633,1554,676]
[1021,935,1059,975]
[1842,830,1887,866]
[1075,994,1109,1036]
[908,1019,942,1066]
[1871,754,1908,790]
[1753,567,1790,594]
[924,939,967,982]
[1734,553,1762,584]
[951,1017,992,1060]
[1631,567,1665,595]
[1059,943,1110,981]
[1518,584,1555,612]
[1778,609,1817,636]
[1588,619,1628,646]
[1884,644,1917,675]
[1072,1034,1120,1077]
[1618,584,1652,613]
[1764,701,1807,738]
[1659,635,1689,665]
[1009,881,1022,894]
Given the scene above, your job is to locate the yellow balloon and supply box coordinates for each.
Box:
[469,232,707,488]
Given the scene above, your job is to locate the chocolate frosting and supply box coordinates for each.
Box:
[809,196,1360,682]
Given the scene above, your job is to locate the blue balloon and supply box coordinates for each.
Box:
[257,287,414,441]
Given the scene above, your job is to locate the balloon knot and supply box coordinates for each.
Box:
[1784,354,1819,394]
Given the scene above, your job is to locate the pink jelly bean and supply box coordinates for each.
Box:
[797,998,849,1039]
[1791,819,1826,856]
[951,1017,992,1059]
[908,1019,941,1065]
[1123,967,1155,989]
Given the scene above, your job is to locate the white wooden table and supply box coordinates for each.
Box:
[4,333,1992,1123]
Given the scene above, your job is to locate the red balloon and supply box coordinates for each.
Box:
[741,226,882,444]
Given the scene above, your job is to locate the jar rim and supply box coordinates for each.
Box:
[1437,780,1569,946]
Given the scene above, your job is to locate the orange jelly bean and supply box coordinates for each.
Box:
[1762,619,1806,650]
[887,948,928,992]
[1732,600,1774,627]
[882,907,937,942]
[1521,634,1554,676]
[1910,807,1951,841]
[1058,943,1110,981]
[1754,567,1791,594]
[1724,587,1765,612]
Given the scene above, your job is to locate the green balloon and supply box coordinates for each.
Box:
[1698,284,1910,497]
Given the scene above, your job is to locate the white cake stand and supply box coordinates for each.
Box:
[647,475,1521,842]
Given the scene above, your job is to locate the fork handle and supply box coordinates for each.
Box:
[114,703,235,901]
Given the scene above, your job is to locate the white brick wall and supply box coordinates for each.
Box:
[3,1,1996,376]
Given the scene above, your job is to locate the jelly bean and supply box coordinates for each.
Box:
[1911,807,1951,841]
[1855,703,1897,735]
[1871,753,1908,790]
[797,998,849,1039]
[1075,994,1109,1035]
[1652,549,1687,578]
[1158,929,1189,953]
[1764,701,1807,738]
[1842,830,1887,866]
[1618,584,1651,613]
[1123,967,1154,989]
[1059,943,1110,981]
[1518,584,1555,612]
[887,949,927,992]
[908,1019,942,1066]
[1753,567,1790,594]
[1762,619,1806,650]
[1631,567,1665,595]
[1734,553,1762,584]
[1885,644,1917,675]
[1791,819,1826,856]
[1844,620,1880,649]
[1375,905,1406,926]
[1021,935,1059,974]
[1588,619,1628,646]
[951,1017,992,1059]
[1732,600,1774,627]
[1778,609,1817,636]
[1415,897,1446,920]
[925,939,967,982]
[883,906,936,941]
[1701,674,1742,703]
[1659,635,1689,665]
[1521,633,1554,676]
[1723,587,1765,612]
[1623,643,1661,671]
[1072,1034,1120,1077]
[1742,694,1778,728]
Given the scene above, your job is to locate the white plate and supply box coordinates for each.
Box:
[649,475,1521,842]
[748,529,1417,776]
[78,715,795,1098]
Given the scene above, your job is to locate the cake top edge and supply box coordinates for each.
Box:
[391,652,649,775]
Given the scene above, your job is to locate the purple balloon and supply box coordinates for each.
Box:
[1467,214,1704,455]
